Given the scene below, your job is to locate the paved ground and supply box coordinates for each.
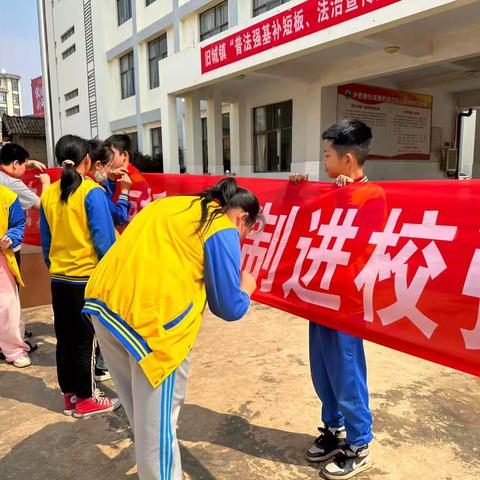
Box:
[0,303,479,480]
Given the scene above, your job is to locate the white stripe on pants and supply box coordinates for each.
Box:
[0,253,28,362]
[92,317,189,480]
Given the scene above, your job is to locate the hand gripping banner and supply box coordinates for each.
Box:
[23,170,480,376]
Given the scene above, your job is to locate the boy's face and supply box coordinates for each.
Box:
[10,160,28,178]
[323,140,349,179]
[109,147,128,170]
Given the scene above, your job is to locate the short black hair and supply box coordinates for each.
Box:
[322,119,372,166]
[0,143,29,166]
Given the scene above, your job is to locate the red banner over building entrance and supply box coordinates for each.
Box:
[201,0,401,73]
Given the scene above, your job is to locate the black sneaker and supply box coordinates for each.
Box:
[322,444,372,479]
[94,367,112,382]
[306,427,346,462]
[25,340,38,353]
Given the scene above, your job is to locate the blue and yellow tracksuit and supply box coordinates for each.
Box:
[83,195,250,388]
[0,185,25,285]
[103,179,130,226]
[39,177,117,283]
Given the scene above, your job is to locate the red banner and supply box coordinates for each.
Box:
[23,170,480,377]
[201,0,401,73]
[31,76,45,118]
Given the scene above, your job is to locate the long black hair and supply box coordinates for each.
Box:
[194,177,261,236]
[87,139,111,165]
[55,134,89,203]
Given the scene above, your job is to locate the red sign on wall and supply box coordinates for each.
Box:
[31,76,45,117]
[201,0,402,73]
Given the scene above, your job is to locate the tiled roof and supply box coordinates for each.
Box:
[1,114,45,136]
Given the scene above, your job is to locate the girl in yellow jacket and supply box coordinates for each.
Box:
[0,185,29,367]
[40,135,120,418]
[83,177,259,480]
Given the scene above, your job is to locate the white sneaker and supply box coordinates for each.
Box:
[13,356,32,368]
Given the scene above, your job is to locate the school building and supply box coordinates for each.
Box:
[38,0,480,180]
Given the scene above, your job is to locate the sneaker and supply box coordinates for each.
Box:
[63,393,77,416]
[306,427,346,462]
[322,444,372,479]
[13,356,32,368]
[73,390,121,418]
[94,367,112,382]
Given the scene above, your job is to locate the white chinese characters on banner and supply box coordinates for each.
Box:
[283,208,359,311]
[241,202,299,293]
[462,245,480,350]
[355,210,457,339]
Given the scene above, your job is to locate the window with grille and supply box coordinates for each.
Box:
[66,105,80,117]
[200,1,228,41]
[148,34,167,89]
[61,26,75,43]
[62,44,76,59]
[65,89,79,101]
[253,0,291,17]
[120,51,135,99]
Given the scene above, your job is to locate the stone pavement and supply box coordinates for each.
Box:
[0,303,479,479]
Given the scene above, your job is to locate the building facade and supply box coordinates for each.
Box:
[40,0,480,179]
[0,70,23,142]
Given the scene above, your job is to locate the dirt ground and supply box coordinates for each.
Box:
[0,303,479,480]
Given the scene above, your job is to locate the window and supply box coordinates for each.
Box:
[253,100,292,173]
[253,0,291,16]
[151,127,162,157]
[61,26,75,43]
[146,0,156,5]
[201,117,208,173]
[13,108,21,117]
[117,0,132,26]
[200,1,228,41]
[148,34,167,89]
[120,51,135,99]
[13,94,19,105]
[0,92,6,103]
[11,79,19,91]
[127,132,138,152]
[0,107,7,116]
[62,44,76,59]
[222,113,230,173]
[65,88,79,101]
[66,105,79,117]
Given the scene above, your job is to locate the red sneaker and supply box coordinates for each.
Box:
[73,390,121,418]
[63,392,77,416]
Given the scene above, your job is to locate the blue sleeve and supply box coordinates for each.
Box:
[105,191,130,226]
[204,228,250,321]
[104,179,117,199]
[85,188,117,259]
[39,205,51,268]
[6,198,25,248]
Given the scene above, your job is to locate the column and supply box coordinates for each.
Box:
[206,98,224,175]
[183,93,203,174]
[229,102,241,175]
[160,94,179,173]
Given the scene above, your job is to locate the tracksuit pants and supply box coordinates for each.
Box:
[92,317,189,480]
[309,321,373,446]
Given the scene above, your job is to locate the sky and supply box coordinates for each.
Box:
[0,0,42,115]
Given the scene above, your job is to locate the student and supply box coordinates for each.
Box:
[40,134,120,418]
[83,178,259,480]
[0,143,50,351]
[104,134,151,224]
[87,138,133,382]
[291,119,374,479]
[0,184,29,367]
[87,139,132,227]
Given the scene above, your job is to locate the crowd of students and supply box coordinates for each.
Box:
[0,119,377,480]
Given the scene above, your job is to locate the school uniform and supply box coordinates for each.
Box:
[83,195,250,480]
[40,177,116,399]
[310,176,373,447]
[0,185,27,362]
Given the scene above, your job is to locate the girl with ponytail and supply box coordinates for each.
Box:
[39,134,120,418]
[83,177,260,479]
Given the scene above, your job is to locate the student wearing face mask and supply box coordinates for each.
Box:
[87,139,132,227]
